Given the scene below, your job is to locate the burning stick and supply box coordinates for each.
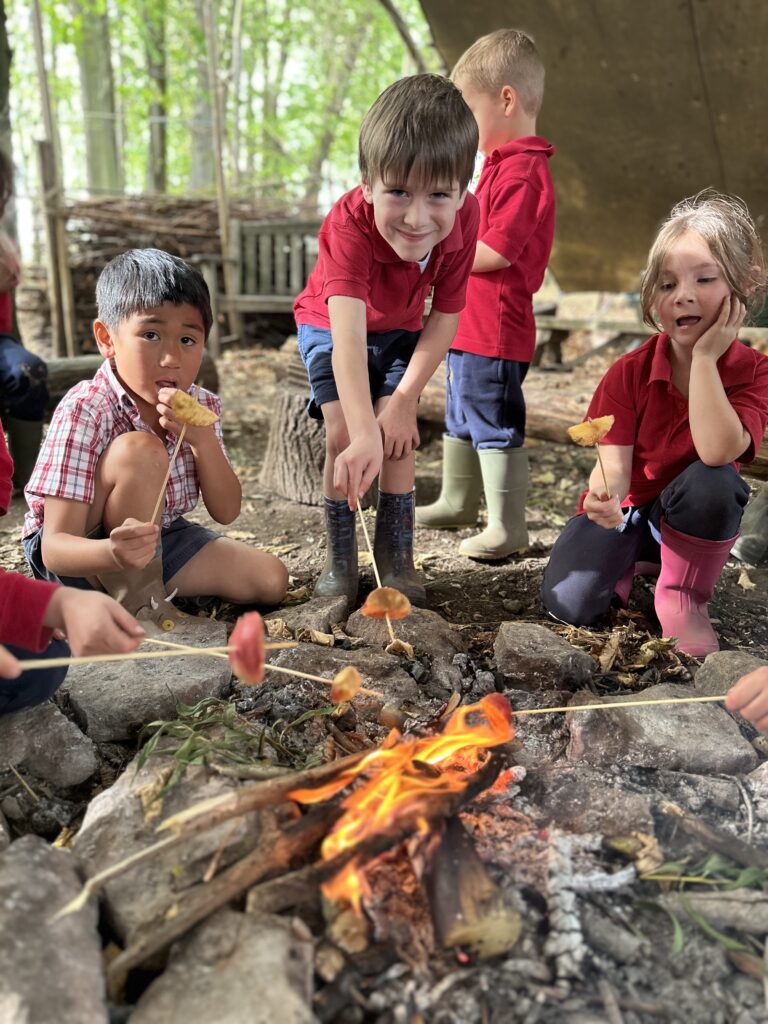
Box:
[150,388,218,526]
[567,414,615,498]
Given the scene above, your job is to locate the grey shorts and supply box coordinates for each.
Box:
[22,516,220,590]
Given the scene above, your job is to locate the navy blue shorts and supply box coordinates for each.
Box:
[0,640,69,716]
[445,350,529,449]
[297,323,420,420]
[22,516,220,589]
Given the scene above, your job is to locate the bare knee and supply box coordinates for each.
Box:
[325,422,351,459]
[100,431,167,481]
[256,554,289,606]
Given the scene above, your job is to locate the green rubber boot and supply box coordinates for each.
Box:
[459,448,529,560]
[731,485,768,566]
[6,416,43,495]
[314,497,359,604]
[415,434,482,528]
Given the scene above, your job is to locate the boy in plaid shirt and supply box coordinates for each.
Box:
[22,249,288,625]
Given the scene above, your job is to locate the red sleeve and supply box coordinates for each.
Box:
[585,358,639,446]
[729,355,768,463]
[319,221,374,305]
[0,568,59,652]
[431,196,480,314]
[481,177,544,267]
[0,428,12,515]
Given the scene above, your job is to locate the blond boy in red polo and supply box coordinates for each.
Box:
[417,30,555,560]
[294,74,480,606]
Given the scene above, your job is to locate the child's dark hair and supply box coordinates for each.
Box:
[96,248,213,337]
[359,74,478,192]
[641,189,768,328]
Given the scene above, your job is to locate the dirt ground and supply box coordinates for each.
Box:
[4,338,768,669]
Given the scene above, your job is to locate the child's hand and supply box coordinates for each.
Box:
[44,588,145,657]
[583,490,623,529]
[693,294,746,362]
[109,517,159,570]
[0,644,21,679]
[156,388,216,449]
[377,394,420,461]
[333,430,383,510]
[725,667,768,731]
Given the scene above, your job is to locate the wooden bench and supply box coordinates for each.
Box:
[196,217,322,354]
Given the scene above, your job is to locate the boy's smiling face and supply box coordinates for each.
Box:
[93,301,205,426]
[362,170,466,263]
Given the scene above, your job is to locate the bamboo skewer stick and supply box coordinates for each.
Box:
[19,637,297,671]
[150,423,188,526]
[594,443,611,499]
[511,693,729,716]
[143,637,295,654]
[356,506,396,643]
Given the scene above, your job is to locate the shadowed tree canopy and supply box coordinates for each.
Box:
[419,0,768,290]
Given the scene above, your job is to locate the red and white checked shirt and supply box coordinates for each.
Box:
[23,359,229,539]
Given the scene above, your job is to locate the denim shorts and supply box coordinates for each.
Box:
[445,349,529,449]
[297,323,420,420]
[22,516,220,589]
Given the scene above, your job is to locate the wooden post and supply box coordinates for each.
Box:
[201,0,241,351]
[30,0,77,357]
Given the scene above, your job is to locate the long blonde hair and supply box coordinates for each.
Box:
[640,189,767,329]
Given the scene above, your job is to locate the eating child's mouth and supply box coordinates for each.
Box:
[675,316,701,327]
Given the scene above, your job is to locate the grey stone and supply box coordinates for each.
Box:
[268,643,420,718]
[746,762,768,821]
[346,606,465,659]
[494,622,596,690]
[0,835,106,1024]
[522,765,655,835]
[0,809,9,852]
[265,595,349,635]
[60,618,231,741]
[581,903,647,963]
[507,688,572,768]
[693,651,767,699]
[74,754,263,943]
[652,769,741,813]
[0,701,98,786]
[566,684,758,774]
[131,908,316,1024]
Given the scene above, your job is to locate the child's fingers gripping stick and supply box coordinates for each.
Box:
[109,518,160,570]
[583,490,623,529]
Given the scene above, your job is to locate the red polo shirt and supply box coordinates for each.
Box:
[577,333,768,510]
[0,429,59,652]
[293,186,480,332]
[451,136,555,362]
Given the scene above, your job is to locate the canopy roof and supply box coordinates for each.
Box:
[420,0,768,290]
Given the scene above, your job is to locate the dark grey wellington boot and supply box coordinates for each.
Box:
[732,485,768,566]
[314,497,358,604]
[373,490,426,606]
[6,416,43,494]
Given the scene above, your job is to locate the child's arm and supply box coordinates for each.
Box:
[377,309,459,460]
[689,295,751,465]
[582,445,633,529]
[42,499,159,578]
[471,241,511,273]
[725,667,768,731]
[157,389,241,525]
[328,295,383,501]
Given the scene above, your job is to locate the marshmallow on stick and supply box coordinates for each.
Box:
[567,414,615,498]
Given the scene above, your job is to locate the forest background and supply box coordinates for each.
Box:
[1,0,443,257]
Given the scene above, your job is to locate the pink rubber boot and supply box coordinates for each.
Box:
[655,520,738,656]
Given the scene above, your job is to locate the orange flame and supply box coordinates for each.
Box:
[288,694,514,911]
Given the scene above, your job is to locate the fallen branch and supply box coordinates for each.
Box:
[659,801,768,870]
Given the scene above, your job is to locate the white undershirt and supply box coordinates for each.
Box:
[416,249,432,273]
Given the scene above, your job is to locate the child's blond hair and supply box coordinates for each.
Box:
[359,74,478,193]
[452,29,545,119]
[641,189,768,328]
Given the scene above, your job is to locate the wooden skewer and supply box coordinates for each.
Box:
[512,693,729,716]
[143,637,295,654]
[356,505,397,644]
[18,638,295,672]
[150,423,188,526]
[587,420,612,499]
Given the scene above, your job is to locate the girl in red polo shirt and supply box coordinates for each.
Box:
[541,190,768,656]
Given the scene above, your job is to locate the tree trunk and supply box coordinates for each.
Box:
[259,380,327,506]
[375,0,433,74]
[301,14,370,212]
[71,2,122,194]
[189,0,216,192]
[140,0,167,193]
[0,0,12,173]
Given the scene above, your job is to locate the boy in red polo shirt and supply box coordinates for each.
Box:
[294,74,480,605]
[542,191,768,657]
[417,30,555,560]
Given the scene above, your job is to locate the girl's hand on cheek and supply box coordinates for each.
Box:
[694,294,745,361]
